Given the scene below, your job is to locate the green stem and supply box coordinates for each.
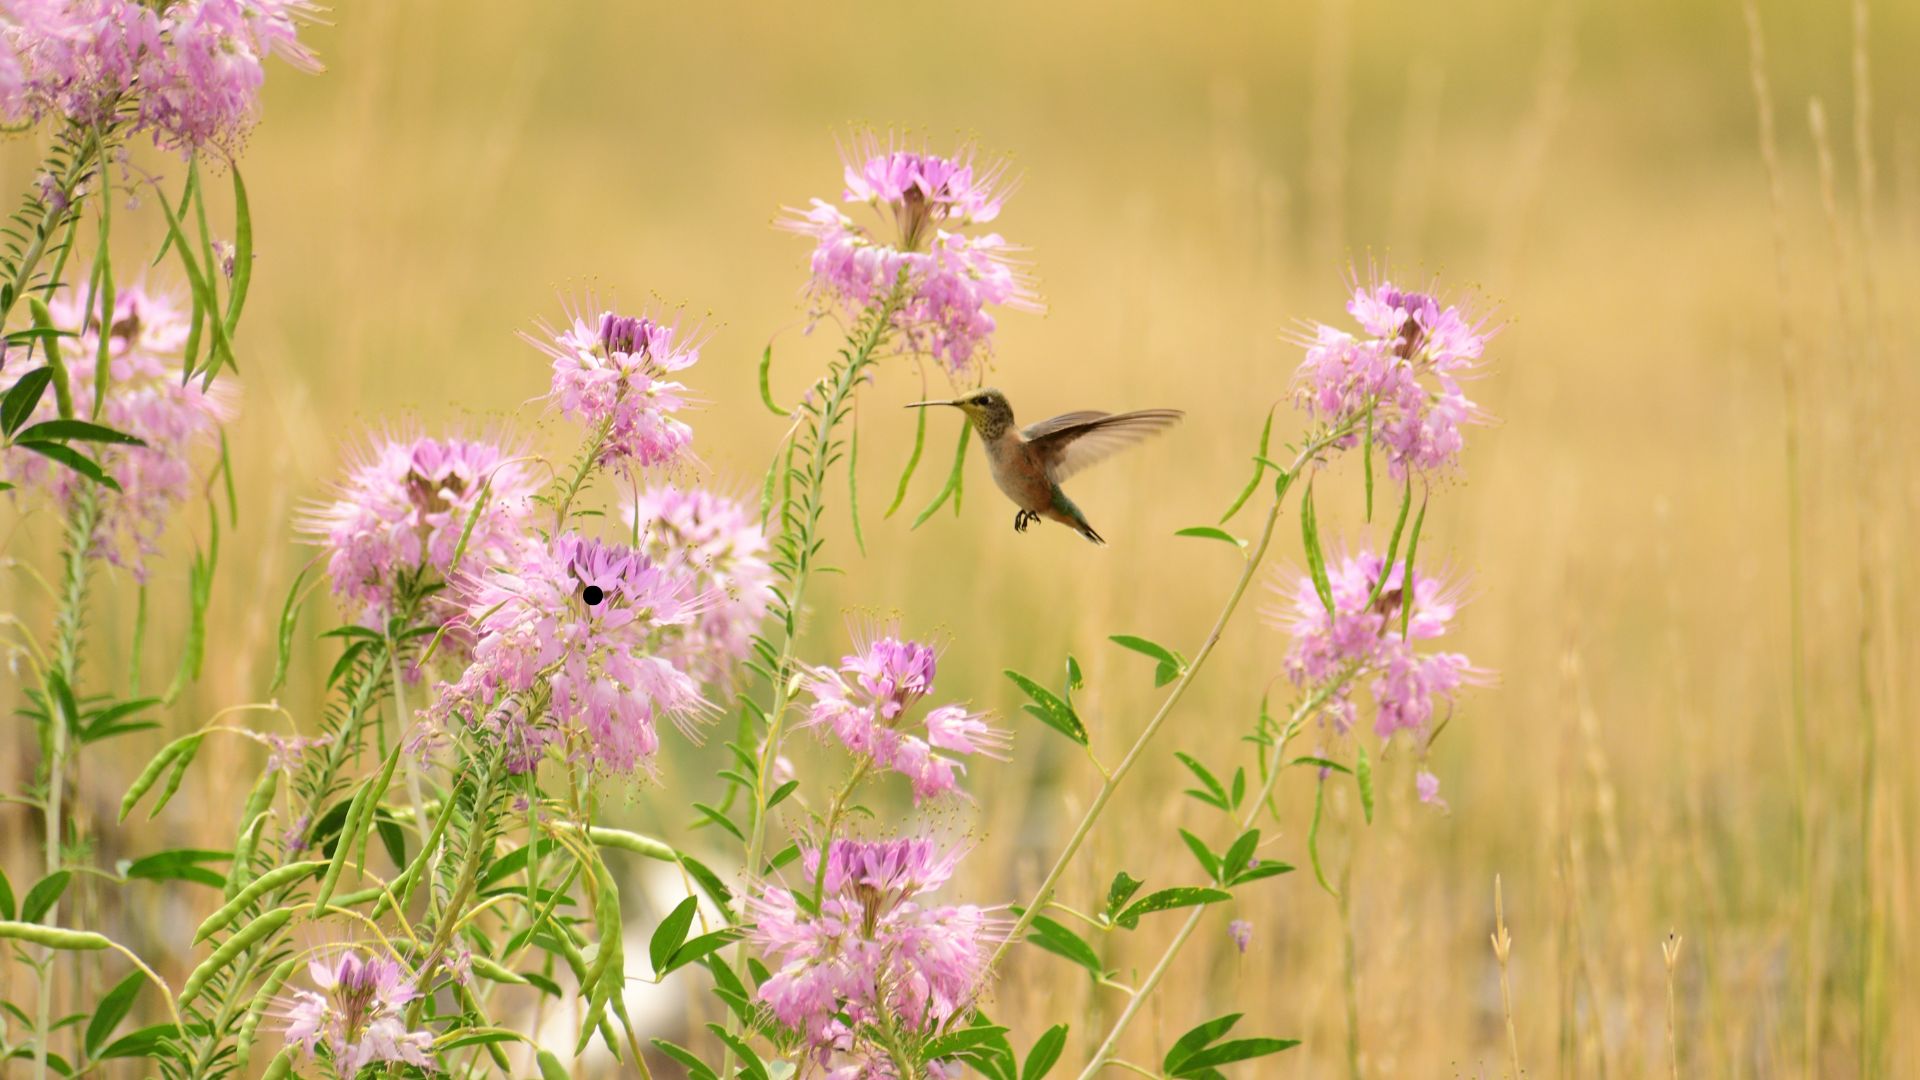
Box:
[35,488,98,1080]
[388,638,432,860]
[2,129,98,333]
[410,756,503,1028]
[988,426,1352,972]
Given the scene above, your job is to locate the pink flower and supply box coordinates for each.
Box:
[778,132,1042,375]
[278,951,433,1074]
[749,838,1001,1065]
[1292,269,1494,477]
[429,533,708,775]
[1416,768,1449,812]
[1228,919,1254,954]
[801,628,1007,801]
[0,285,232,579]
[302,432,538,627]
[0,0,318,148]
[1270,547,1485,743]
[625,484,773,690]
[524,300,700,471]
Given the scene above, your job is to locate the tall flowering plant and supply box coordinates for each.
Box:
[2,108,1498,1080]
[0,3,318,1078]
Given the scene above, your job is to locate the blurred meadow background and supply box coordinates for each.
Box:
[4,0,1918,1075]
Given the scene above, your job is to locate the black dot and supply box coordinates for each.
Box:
[582,585,604,606]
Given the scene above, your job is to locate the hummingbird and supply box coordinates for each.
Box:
[907,388,1183,545]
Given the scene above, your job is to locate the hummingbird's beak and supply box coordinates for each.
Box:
[903,399,959,409]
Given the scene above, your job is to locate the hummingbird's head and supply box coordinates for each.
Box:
[907,387,1015,438]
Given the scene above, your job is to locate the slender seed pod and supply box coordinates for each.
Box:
[179,907,294,1006]
[0,921,110,950]
[196,861,324,943]
[235,955,300,1073]
[118,733,200,823]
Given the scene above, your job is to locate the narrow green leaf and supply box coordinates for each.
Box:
[1356,741,1375,824]
[12,419,143,445]
[15,439,118,491]
[1400,490,1429,639]
[649,895,699,976]
[268,568,307,694]
[1175,525,1246,548]
[223,168,252,334]
[1219,407,1275,524]
[757,344,788,416]
[1105,871,1144,916]
[885,389,928,517]
[1173,1038,1301,1073]
[1026,915,1103,976]
[21,871,70,923]
[1179,829,1222,881]
[1367,478,1415,609]
[1,366,51,434]
[652,1039,720,1080]
[1301,483,1334,617]
[84,971,143,1056]
[1363,407,1375,522]
[1164,1013,1242,1074]
[1115,887,1231,930]
[1109,634,1184,687]
[1307,778,1335,897]
[1223,829,1260,879]
[663,928,742,975]
[1022,1024,1069,1080]
[848,410,866,556]
[1004,669,1087,745]
[924,1024,1011,1059]
[911,421,970,529]
[0,868,13,921]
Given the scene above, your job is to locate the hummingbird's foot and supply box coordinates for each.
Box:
[1014,509,1037,533]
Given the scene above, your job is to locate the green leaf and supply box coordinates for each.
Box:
[99,1024,177,1060]
[1219,407,1275,524]
[757,344,789,416]
[705,1023,769,1080]
[1175,525,1246,548]
[649,895,699,976]
[268,568,307,694]
[1230,861,1295,886]
[1178,829,1221,881]
[1173,1038,1301,1073]
[1355,741,1375,824]
[1363,407,1375,521]
[653,1038,720,1080]
[1022,1024,1069,1080]
[1367,479,1415,609]
[14,439,118,491]
[1290,755,1352,775]
[663,928,743,975]
[1164,1013,1243,1074]
[0,868,12,921]
[224,167,252,334]
[924,1024,1011,1059]
[124,848,228,888]
[536,1050,571,1080]
[1026,915,1103,976]
[1004,669,1087,745]
[911,421,970,528]
[1223,829,1260,879]
[22,870,70,923]
[1105,871,1144,917]
[1307,778,1335,897]
[885,389,928,517]
[1175,752,1229,809]
[767,779,800,809]
[848,411,866,556]
[1,366,51,435]
[12,419,143,445]
[1300,482,1334,617]
[1109,634,1184,687]
[1400,489,1430,638]
[1115,887,1231,930]
[84,971,143,1057]
[691,802,744,843]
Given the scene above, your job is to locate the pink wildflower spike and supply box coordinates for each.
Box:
[1270,547,1486,744]
[1290,267,1495,477]
[428,532,710,775]
[1416,768,1450,812]
[778,131,1043,376]
[277,950,433,1073]
[1228,918,1254,954]
[524,298,702,470]
[625,484,775,690]
[748,838,1003,1065]
[301,431,539,628]
[0,285,232,579]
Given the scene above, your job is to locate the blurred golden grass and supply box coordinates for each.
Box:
[3,0,1917,1075]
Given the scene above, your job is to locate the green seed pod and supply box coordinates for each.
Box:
[260,1045,297,1080]
[470,954,528,986]
[0,920,110,951]
[147,734,206,820]
[223,811,269,901]
[583,825,677,861]
[196,861,324,944]
[118,734,198,823]
[179,906,294,1006]
[235,955,300,1073]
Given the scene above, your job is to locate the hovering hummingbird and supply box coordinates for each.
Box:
[907,388,1183,545]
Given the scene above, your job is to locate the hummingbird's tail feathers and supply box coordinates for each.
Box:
[1049,487,1105,545]
[1076,519,1106,545]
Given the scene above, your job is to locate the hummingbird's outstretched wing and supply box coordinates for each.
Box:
[1023,408,1185,483]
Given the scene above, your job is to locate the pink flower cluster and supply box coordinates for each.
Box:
[1273,548,1483,743]
[625,484,773,690]
[278,951,433,1073]
[750,838,999,1068]
[526,302,699,471]
[428,533,707,775]
[780,133,1042,375]
[1292,272,1492,477]
[0,285,232,579]
[303,433,538,626]
[802,629,1008,802]
[0,0,319,150]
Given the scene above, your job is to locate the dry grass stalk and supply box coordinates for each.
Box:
[1663,932,1684,1080]
[1493,874,1523,1078]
